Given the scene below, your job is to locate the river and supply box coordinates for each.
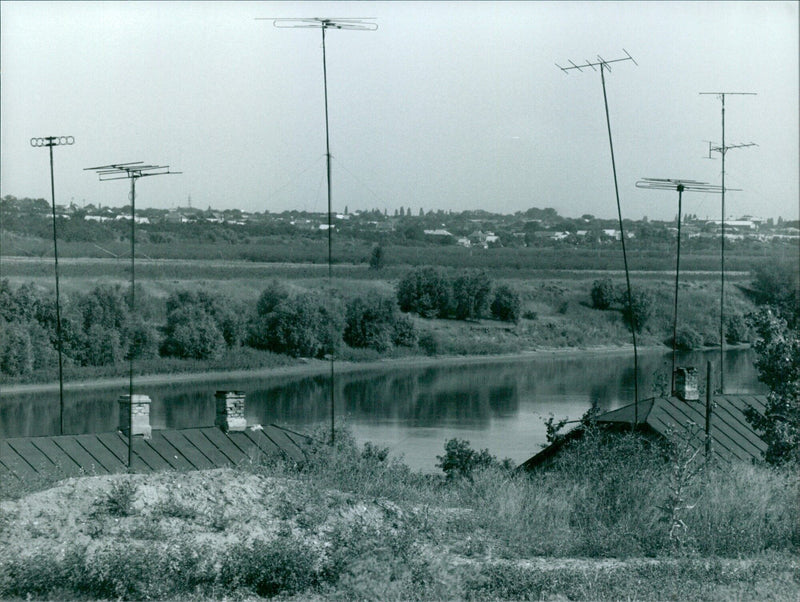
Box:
[0,348,764,472]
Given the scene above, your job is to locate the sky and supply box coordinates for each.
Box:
[1,1,798,221]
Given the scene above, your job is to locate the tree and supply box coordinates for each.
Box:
[590,278,616,310]
[160,306,226,360]
[744,309,800,465]
[750,262,799,327]
[622,289,655,333]
[452,270,492,320]
[343,293,397,351]
[396,267,452,318]
[490,284,521,323]
[0,319,34,376]
[368,244,385,270]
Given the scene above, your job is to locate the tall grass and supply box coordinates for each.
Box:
[1,428,797,600]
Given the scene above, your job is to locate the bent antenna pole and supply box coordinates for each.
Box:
[557,51,641,424]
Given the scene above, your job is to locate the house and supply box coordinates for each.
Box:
[521,367,768,470]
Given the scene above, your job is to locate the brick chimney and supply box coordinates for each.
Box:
[215,391,247,432]
[118,394,152,438]
[674,367,699,401]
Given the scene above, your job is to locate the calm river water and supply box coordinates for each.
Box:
[1,348,764,471]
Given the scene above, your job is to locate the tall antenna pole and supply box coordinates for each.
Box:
[557,50,640,423]
[30,136,75,435]
[636,179,725,393]
[85,162,180,467]
[265,17,377,445]
[700,92,756,393]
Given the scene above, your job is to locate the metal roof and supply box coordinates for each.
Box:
[521,394,768,469]
[0,425,310,482]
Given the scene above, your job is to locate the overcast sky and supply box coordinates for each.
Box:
[1,1,797,221]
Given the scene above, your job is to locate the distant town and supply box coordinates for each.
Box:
[2,194,798,249]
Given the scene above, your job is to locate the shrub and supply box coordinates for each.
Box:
[622,289,655,333]
[160,306,226,360]
[725,312,750,344]
[750,261,800,326]
[124,317,159,360]
[745,308,800,465]
[219,535,322,597]
[369,243,385,270]
[396,266,452,318]
[392,314,419,348]
[491,284,521,322]
[249,291,344,358]
[0,319,34,376]
[344,293,400,352]
[418,331,440,356]
[82,324,124,366]
[673,325,703,351]
[590,278,616,310]
[436,438,500,480]
[255,279,290,317]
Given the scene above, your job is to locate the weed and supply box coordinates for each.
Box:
[94,479,137,517]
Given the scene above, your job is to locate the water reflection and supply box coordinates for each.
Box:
[0,349,765,470]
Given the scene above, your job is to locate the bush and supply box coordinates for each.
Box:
[590,278,616,310]
[160,306,226,360]
[396,266,452,318]
[368,244,385,270]
[673,326,703,350]
[750,261,800,326]
[491,284,521,323]
[725,312,750,344]
[124,317,160,360]
[82,324,124,366]
[418,331,440,356]
[0,319,34,376]
[436,438,503,480]
[344,293,401,352]
[220,536,322,597]
[249,290,344,358]
[745,309,800,465]
[622,289,655,333]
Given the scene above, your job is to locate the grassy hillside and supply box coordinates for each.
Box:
[1,429,797,600]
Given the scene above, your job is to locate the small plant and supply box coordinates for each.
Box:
[152,492,198,520]
[96,479,137,517]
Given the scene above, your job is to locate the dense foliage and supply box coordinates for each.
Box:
[745,309,800,465]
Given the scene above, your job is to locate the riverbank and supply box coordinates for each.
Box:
[1,343,673,395]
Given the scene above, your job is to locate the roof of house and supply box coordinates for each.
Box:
[521,394,768,470]
[0,425,311,482]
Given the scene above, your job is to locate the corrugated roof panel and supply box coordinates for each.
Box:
[7,439,55,474]
[180,429,231,466]
[200,428,247,464]
[74,436,126,473]
[147,433,196,471]
[161,430,215,470]
[29,437,85,476]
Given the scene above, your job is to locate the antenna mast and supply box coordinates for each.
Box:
[30,136,75,435]
[84,162,181,468]
[557,50,641,422]
[699,92,756,393]
[636,178,725,393]
[263,17,377,445]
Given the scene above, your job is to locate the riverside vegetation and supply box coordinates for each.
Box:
[0,428,797,600]
[4,259,793,383]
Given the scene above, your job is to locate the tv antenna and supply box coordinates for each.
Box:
[261,16,377,445]
[557,50,641,422]
[84,162,181,468]
[636,178,726,393]
[29,135,75,435]
[699,91,756,393]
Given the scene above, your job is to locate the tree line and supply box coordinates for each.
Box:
[0,268,521,378]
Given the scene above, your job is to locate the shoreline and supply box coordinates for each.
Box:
[1,344,675,395]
